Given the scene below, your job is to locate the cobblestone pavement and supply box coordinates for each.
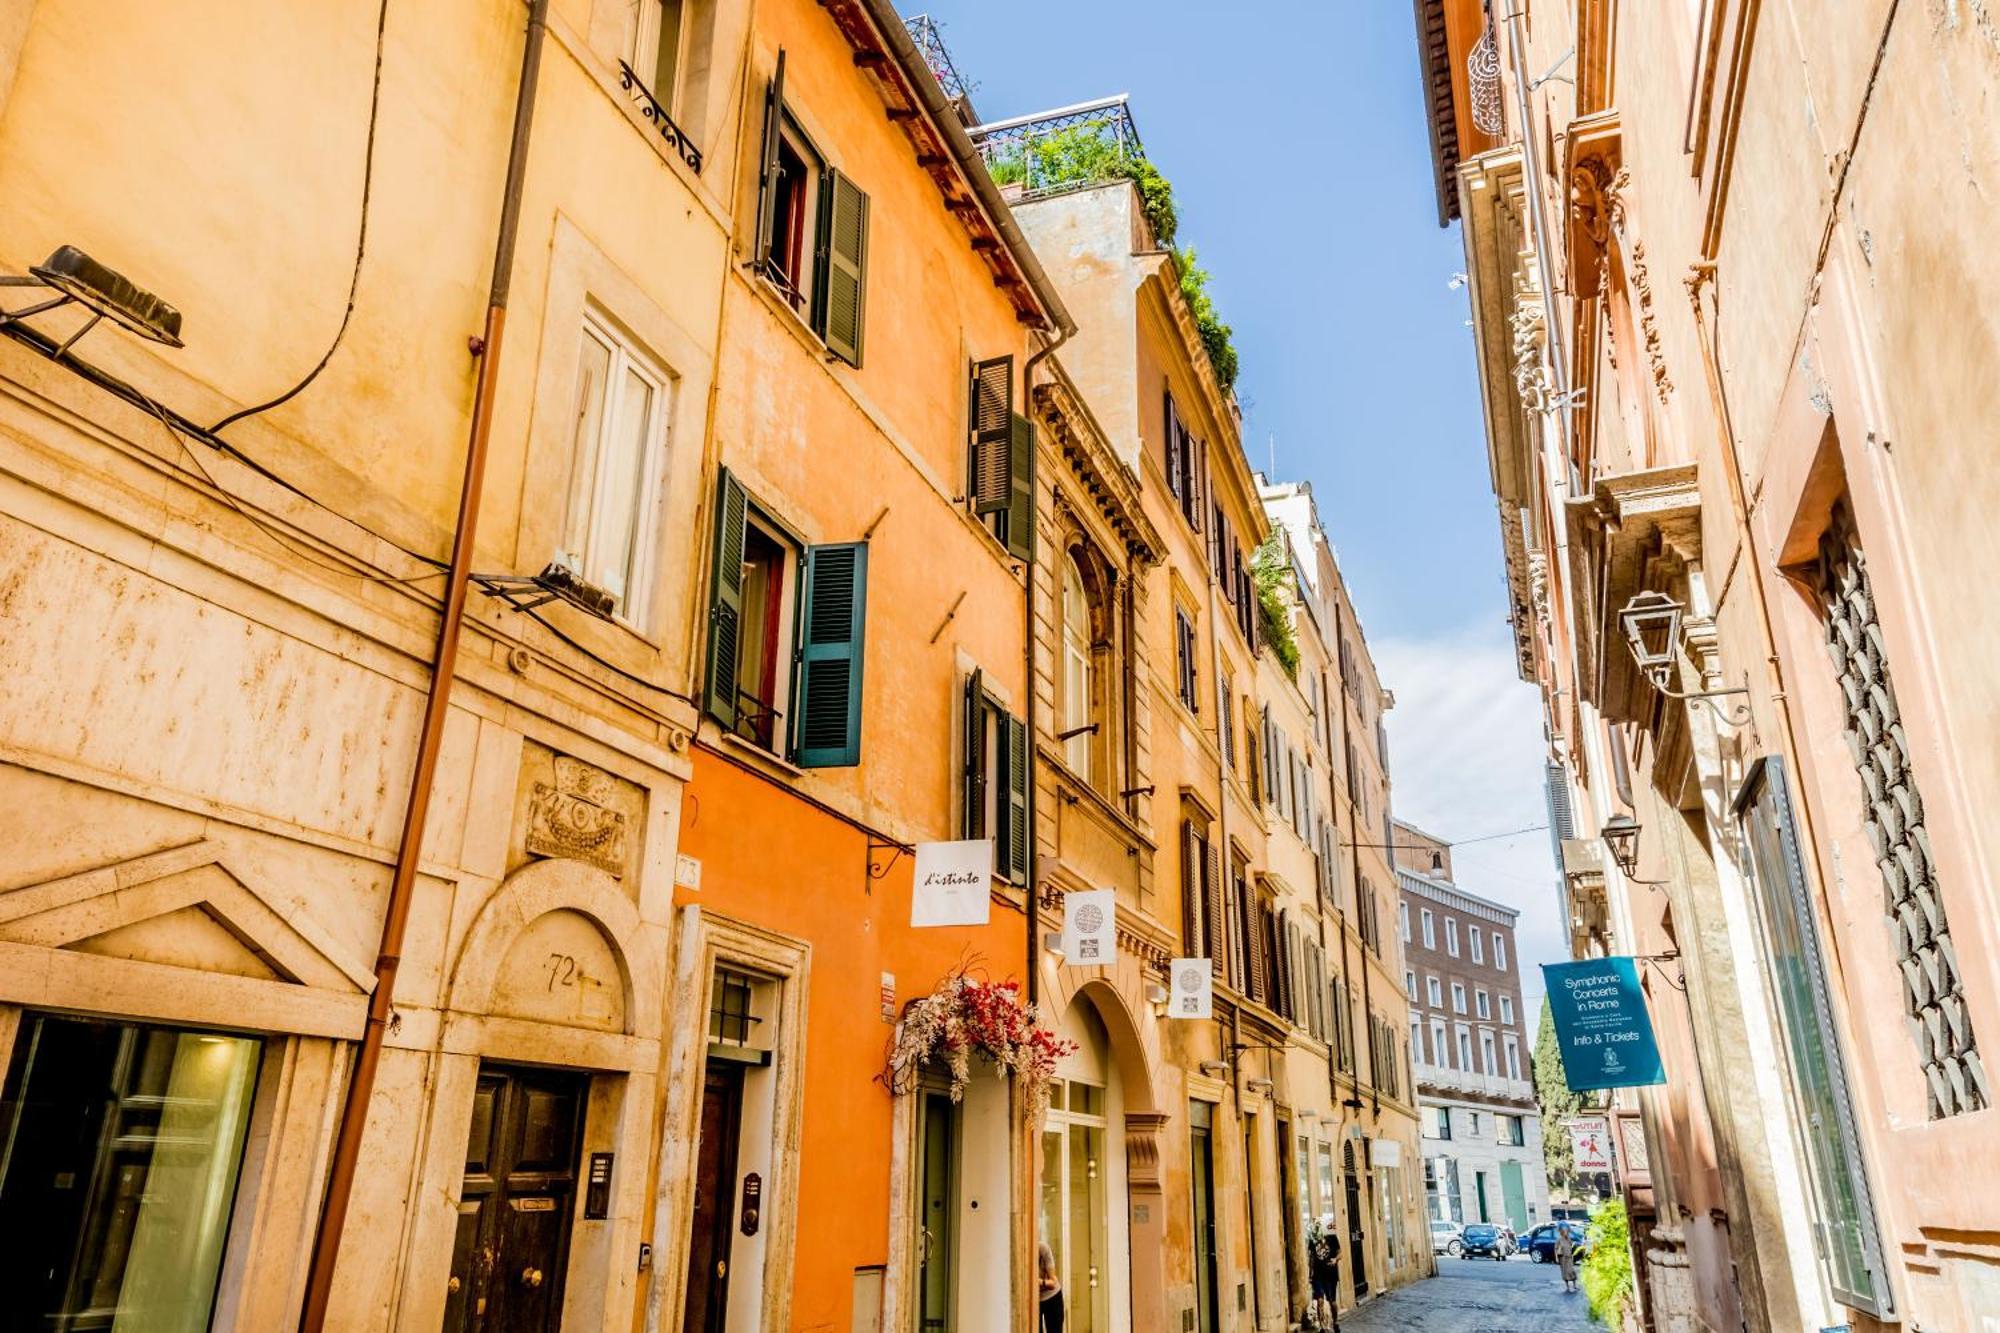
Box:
[1336,1253,1601,1332]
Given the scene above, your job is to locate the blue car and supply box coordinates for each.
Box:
[1526,1221,1591,1264]
[1459,1222,1509,1260]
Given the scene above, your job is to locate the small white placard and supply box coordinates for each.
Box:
[910,839,993,927]
[1062,889,1117,966]
[674,853,702,891]
[1568,1116,1613,1172]
[1372,1137,1402,1167]
[1169,958,1213,1019]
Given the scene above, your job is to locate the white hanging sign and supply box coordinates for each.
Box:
[1169,958,1214,1019]
[1062,889,1117,966]
[909,839,993,927]
[1568,1115,1614,1173]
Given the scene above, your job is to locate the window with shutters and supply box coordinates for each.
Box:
[1229,858,1255,996]
[1243,714,1261,805]
[703,470,867,766]
[557,311,671,626]
[961,670,1029,882]
[966,357,1037,561]
[1162,389,1204,534]
[1173,605,1199,714]
[753,64,868,365]
[1060,556,1095,780]
[1180,815,1224,974]
[1218,678,1235,772]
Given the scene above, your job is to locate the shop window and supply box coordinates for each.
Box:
[0,1014,261,1330]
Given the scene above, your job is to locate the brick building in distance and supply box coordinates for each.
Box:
[1393,820,1549,1232]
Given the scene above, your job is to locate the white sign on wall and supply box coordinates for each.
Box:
[1169,958,1214,1020]
[1568,1115,1614,1173]
[1062,890,1117,966]
[909,839,993,927]
[1372,1137,1402,1167]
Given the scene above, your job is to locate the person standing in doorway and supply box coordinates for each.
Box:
[1037,1242,1065,1333]
[1308,1212,1342,1330]
[1554,1223,1579,1295]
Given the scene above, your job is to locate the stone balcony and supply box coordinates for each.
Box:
[1415,1058,1535,1105]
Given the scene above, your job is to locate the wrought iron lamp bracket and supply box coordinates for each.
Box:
[866,836,912,882]
[1635,950,1689,993]
[1644,671,1753,725]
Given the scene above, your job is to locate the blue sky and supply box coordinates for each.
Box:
[911,1,1567,1009]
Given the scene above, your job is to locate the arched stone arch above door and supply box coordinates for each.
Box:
[1046,962,1165,1118]
[446,858,659,1041]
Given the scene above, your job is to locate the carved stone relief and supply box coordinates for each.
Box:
[511,744,644,882]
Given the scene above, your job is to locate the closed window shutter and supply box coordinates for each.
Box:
[1181,822,1200,955]
[1004,412,1036,561]
[1203,841,1224,974]
[814,169,869,366]
[703,469,748,727]
[969,357,1013,514]
[791,542,867,767]
[753,51,787,269]
[1003,711,1029,880]
[1244,891,1265,1000]
[1163,392,1183,502]
[962,669,986,839]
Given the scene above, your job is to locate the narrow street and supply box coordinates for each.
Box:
[1341,1257,1598,1333]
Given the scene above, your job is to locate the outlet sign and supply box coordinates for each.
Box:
[1542,957,1666,1091]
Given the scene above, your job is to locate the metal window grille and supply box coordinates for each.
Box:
[1467,24,1504,136]
[1817,502,1986,1118]
[709,968,759,1047]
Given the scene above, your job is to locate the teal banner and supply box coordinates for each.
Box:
[1542,958,1666,1091]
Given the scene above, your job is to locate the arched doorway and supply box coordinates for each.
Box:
[1043,1000,1129,1333]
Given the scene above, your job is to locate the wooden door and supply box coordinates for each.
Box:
[1343,1145,1368,1298]
[1188,1109,1219,1333]
[447,1065,586,1333]
[683,1061,745,1333]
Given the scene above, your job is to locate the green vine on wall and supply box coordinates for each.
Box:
[1582,1197,1635,1327]
[986,127,1237,390]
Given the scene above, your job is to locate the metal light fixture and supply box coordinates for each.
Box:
[0,245,184,348]
[1601,813,1642,877]
[1618,589,1754,724]
[472,561,617,621]
[1618,591,1683,688]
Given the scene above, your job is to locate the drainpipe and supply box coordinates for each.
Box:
[298,3,548,1328]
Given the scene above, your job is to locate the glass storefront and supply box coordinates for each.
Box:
[1040,1078,1108,1333]
[0,1012,262,1331]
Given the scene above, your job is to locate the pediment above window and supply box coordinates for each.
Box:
[1565,463,1703,723]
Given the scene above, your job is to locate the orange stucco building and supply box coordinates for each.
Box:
[659,2,1070,1331]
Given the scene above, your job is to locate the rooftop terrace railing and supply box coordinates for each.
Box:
[967,95,1147,201]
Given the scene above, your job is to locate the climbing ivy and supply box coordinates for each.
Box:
[1253,535,1299,678]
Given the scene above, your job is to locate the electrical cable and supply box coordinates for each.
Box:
[141,396,444,589]
[208,0,390,435]
[518,603,700,707]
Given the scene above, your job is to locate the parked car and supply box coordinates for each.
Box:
[1430,1219,1463,1257]
[1526,1221,1591,1264]
[1459,1222,1509,1260]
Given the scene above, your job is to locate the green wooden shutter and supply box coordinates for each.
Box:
[1003,711,1029,880]
[790,541,867,767]
[703,469,748,728]
[969,356,1013,514]
[814,168,869,366]
[754,51,786,270]
[962,669,986,839]
[1003,411,1036,562]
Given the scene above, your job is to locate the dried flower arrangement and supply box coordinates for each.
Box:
[885,974,1075,1116]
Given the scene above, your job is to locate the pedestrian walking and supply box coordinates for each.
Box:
[1307,1212,1342,1331]
[1555,1222,1579,1295]
[1037,1242,1065,1333]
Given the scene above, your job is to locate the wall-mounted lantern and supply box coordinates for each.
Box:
[1601,813,1642,878]
[1618,591,1684,688]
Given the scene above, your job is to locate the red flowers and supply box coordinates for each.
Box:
[886,974,1076,1115]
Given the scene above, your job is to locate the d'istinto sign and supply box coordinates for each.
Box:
[1542,958,1666,1091]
